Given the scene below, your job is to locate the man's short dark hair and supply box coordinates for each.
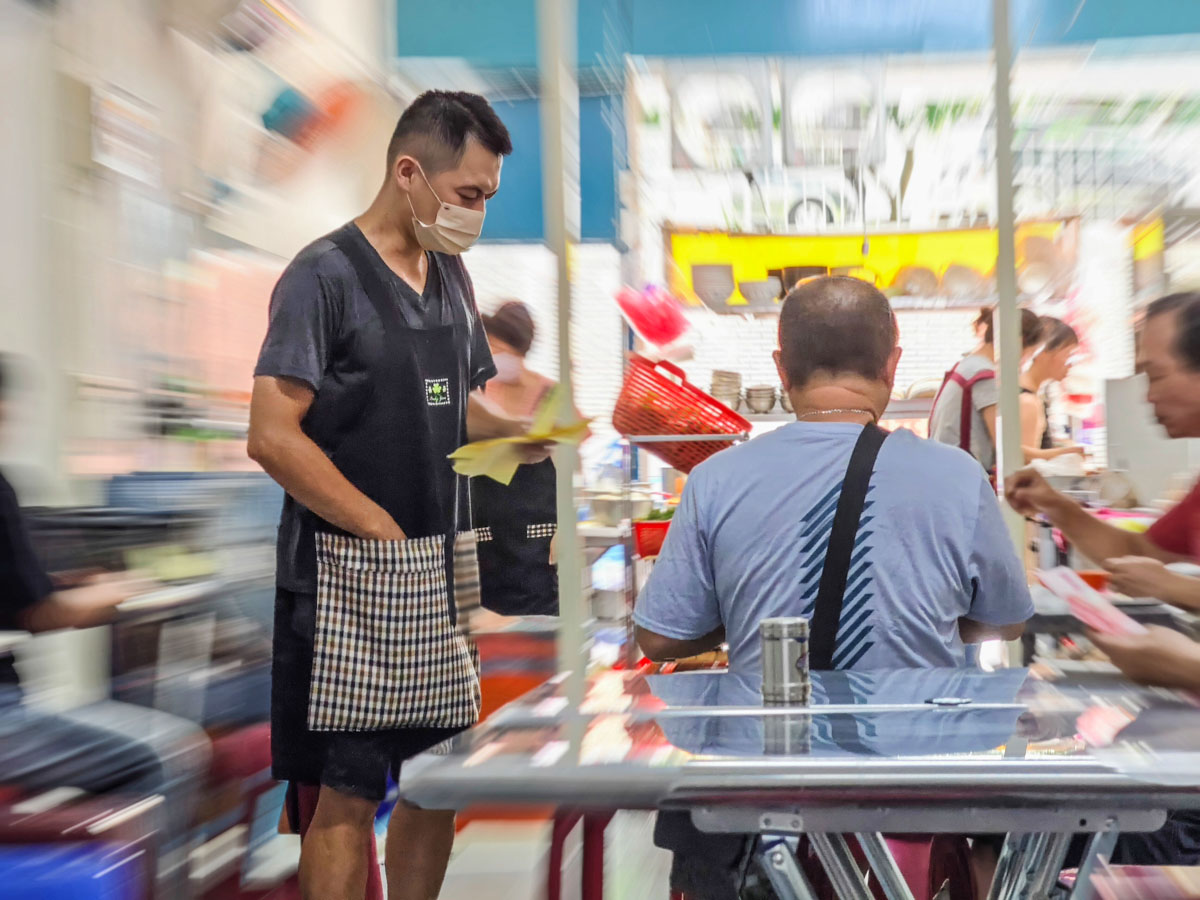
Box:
[1146,292,1200,371]
[778,277,898,387]
[386,90,512,173]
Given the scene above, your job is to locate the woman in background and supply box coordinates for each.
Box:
[472,301,562,616]
[929,306,1044,475]
[1020,317,1085,463]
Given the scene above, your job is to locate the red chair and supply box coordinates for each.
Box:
[195,723,302,900]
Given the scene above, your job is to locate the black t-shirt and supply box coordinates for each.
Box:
[0,471,53,686]
[253,223,496,593]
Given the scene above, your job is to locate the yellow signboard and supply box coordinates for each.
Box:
[1131,218,1164,262]
[667,222,1071,306]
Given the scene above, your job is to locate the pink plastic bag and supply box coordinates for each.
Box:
[615,285,688,348]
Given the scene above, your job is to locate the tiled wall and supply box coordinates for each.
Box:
[677,307,979,397]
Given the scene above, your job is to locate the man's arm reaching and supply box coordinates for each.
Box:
[248,375,404,541]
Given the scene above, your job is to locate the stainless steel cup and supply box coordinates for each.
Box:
[763,713,812,756]
[760,616,811,706]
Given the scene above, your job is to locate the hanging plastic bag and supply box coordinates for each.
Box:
[614,284,688,348]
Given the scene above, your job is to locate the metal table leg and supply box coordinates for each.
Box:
[1027,832,1072,899]
[810,833,872,900]
[1068,831,1119,900]
[755,836,819,900]
[1018,832,1052,898]
[854,833,916,900]
[987,833,1033,900]
[988,832,1069,900]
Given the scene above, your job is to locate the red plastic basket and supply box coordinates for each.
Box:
[633,519,671,558]
[612,355,750,473]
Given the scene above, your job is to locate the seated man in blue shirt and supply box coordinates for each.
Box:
[635,275,1033,673]
[634,276,1034,900]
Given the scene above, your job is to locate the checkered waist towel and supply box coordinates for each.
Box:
[308,531,481,732]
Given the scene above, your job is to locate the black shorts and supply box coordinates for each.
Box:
[271,587,464,804]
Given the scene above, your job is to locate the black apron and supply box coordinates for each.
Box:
[272,231,477,745]
[472,392,559,615]
[314,232,469,562]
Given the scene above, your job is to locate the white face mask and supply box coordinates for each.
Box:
[492,351,522,384]
[407,163,485,255]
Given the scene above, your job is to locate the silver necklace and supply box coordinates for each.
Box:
[795,408,877,422]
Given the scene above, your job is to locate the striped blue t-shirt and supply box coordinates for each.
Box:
[634,422,1033,675]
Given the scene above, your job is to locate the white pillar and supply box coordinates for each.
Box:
[537,0,585,695]
[992,0,1024,551]
[0,2,69,504]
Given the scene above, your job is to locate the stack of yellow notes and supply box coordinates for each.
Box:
[448,385,590,485]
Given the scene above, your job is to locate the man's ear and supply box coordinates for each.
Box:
[393,154,418,192]
[774,350,790,392]
[884,346,902,390]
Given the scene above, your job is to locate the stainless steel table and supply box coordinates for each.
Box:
[400,667,1200,900]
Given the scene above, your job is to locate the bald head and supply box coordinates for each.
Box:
[777,276,899,389]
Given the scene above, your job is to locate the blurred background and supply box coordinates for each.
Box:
[4,0,1200,897]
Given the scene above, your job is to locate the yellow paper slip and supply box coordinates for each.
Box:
[448,385,591,485]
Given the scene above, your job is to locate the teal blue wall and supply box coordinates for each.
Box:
[484,96,622,243]
[393,0,1200,241]
[394,0,1200,64]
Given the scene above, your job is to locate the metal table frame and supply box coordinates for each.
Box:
[404,665,1200,900]
[686,805,1159,900]
[406,745,1191,900]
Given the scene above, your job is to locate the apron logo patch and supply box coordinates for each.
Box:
[425,378,450,407]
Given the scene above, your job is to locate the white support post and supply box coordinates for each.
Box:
[992,0,1024,553]
[537,0,585,701]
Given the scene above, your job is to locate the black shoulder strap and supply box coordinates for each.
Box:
[809,424,888,671]
[330,228,403,333]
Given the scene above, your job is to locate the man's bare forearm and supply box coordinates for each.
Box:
[1161,573,1200,612]
[1042,495,1162,564]
[249,429,400,540]
[635,625,726,661]
[466,391,523,441]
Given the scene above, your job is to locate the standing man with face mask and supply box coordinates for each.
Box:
[248,91,538,900]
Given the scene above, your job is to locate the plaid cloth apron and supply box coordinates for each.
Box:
[307,531,481,731]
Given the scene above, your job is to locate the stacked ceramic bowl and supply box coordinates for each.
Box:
[711,370,742,411]
[692,264,736,311]
[744,384,779,414]
[779,388,794,414]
